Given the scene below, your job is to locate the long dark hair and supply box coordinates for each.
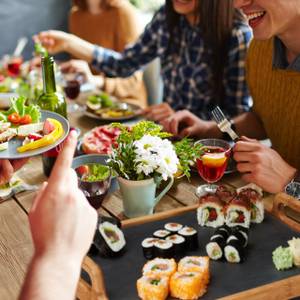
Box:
[166,0,245,105]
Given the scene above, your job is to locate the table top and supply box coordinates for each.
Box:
[0,102,276,300]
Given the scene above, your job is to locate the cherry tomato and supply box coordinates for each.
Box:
[19,114,32,125]
[77,165,89,176]
[8,112,21,124]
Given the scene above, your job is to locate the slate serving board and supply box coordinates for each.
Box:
[88,211,300,300]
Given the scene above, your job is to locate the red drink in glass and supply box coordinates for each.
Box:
[7,57,23,77]
[197,146,230,183]
[64,79,80,100]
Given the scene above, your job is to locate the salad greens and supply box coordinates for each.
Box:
[82,164,110,182]
[88,93,114,108]
[0,96,41,123]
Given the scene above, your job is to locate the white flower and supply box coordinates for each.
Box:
[133,135,179,180]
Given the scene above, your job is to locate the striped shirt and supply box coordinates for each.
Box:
[92,5,252,119]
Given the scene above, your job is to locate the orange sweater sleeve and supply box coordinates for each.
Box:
[102,2,147,108]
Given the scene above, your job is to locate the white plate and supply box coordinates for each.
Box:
[0,110,69,159]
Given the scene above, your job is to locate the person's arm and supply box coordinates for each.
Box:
[19,131,100,300]
[221,23,253,118]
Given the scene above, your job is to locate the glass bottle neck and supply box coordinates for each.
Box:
[42,56,56,94]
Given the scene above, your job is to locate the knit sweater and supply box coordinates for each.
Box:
[246,38,300,168]
[69,0,147,107]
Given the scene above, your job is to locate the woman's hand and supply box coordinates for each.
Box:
[29,131,97,261]
[60,60,104,89]
[34,30,72,54]
[0,159,28,185]
[160,109,221,138]
[233,136,297,193]
[142,103,175,123]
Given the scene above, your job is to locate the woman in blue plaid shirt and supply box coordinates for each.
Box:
[37,0,252,131]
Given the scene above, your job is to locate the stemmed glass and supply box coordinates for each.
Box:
[62,73,82,113]
[195,139,231,197]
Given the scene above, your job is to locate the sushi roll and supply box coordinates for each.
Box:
[153,230,171,239]
[197,194,224,228]
[137,274,169,300]
[164,222,183,233]
[93,221,126,257]
[178,256,210,285]
[142,238,159,260]
[237,183,264,224]
[170,271,207,300]
[225,196,251,228]
[224,240,245,263]
[206,235,226,260]
[216,185,236,204]
[154,239,174,258]
[98,215,121,228]
[143,258,177,278]
[166,234,186,257]
[178,226,198,251]
[228,231,248,248]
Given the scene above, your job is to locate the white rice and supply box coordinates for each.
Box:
[251,200,264,223]
[197,203,224,228]
[206,242,223,260]
[224,245,241,263]
[225,205,251,228]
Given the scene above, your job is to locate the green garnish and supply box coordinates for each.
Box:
[150,279,160,285]
[229,252,236,261]
[87,93,114,108]
[272,246,293,271]
[151,265,159,271]
[82,164,110,182]
[34,42,48,57]
[174,138,203,180]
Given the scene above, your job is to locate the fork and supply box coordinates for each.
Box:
[211,106,239,142]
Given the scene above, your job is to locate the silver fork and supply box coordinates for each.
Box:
[211,106,239,142]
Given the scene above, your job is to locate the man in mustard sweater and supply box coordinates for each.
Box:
[162,0,300,195]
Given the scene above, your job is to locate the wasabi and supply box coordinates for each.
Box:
[272,246,293,271]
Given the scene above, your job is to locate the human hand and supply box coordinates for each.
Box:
[29,131,97,263]
[34,30,73,54]
[143,103,175,123]
[233,136,297,193]
[0,159,28,185]
[160,109,219,138]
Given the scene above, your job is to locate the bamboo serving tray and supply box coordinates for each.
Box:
[77,193,300,300]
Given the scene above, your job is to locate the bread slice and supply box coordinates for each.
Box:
[17,122,44,138]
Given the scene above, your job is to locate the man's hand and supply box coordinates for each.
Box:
[143,103,175,123]
[234,137,297,193]
[29,130,97,261]
[160,109,221,138]
[0,159,28,185]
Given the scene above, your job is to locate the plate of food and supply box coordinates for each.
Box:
[84,93,141,121]
[76,125,121,156]
[0,96,69,159]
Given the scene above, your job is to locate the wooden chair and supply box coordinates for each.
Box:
[76,256,108,300]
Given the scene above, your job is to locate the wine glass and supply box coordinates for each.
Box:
[195,139,231,197]
[6,55,23,77]
[62,73,82,113]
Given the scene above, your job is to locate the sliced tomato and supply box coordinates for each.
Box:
[8,112,21,124]
[208,209,218,221]
[43,119,55,135]
[19,114,32,125]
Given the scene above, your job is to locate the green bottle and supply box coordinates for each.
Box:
[37,56,67,176]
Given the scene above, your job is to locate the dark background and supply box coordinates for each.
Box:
[0,0,71,59]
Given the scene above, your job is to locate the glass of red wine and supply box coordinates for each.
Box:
[195,139,231,197]
[63,73,82,113]
[7,55,23,77]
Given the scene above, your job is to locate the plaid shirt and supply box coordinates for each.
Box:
[92,5,252,119]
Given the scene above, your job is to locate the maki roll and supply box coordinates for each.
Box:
[98,215,121,228]
[224,240,245,263]
[237,183,264,224]
[143,258,177,278]
[178,226,198,251]
[154,239,174,258]
[142,238,159,260]
[178,256,210,284]
[214,226,231,240]
[216,185,236,204]
[166,234,186,257]
[225,196,251,228]
[93,221,126,257]
[197,194,224,228]
[164,223,183,233]
[137,274,169,300]
[153,230,171,239]
[206,235,226,260]
[228,231,248,248]
[170,271,207,300]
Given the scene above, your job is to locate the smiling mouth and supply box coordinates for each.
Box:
[245,11,266,27]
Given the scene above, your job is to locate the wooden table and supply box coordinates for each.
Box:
[0,108,276,300]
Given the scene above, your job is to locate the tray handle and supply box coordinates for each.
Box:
[272,192,300,232]
[77,256,108,300]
